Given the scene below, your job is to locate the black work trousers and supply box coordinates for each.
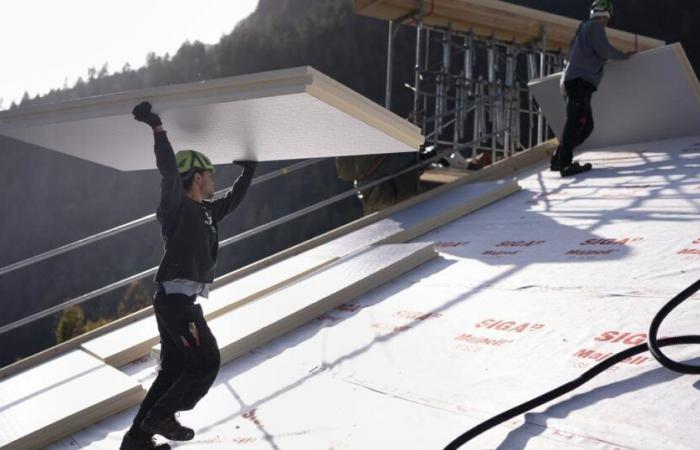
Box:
[553,78,596,168]
[129,287,220,437]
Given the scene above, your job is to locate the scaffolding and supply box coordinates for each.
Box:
[385,0,566,169]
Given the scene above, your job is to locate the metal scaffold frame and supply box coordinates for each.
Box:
[387,0,566,169]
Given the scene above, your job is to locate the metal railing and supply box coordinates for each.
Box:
[0,158,323,277]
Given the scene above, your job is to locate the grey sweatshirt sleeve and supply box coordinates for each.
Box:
[153,131,184,228]
[589,22,627,61]
[210,164,256,223]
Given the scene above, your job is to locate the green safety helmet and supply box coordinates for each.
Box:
[590,0,613,19]
[175,150,215,175]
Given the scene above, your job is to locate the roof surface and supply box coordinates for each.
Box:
[48,135,700,449]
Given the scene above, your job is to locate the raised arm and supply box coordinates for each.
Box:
[132,102,183,226]
[210,161,257,223]
[589,21,627,61]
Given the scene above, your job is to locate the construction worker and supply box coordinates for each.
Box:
[120,101,257,450]
[335,152,422,214]
[550,0,634,177]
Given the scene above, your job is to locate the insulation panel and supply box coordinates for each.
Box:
[0,350,143,450]
[0,67,422,171]
[529,44,700,150]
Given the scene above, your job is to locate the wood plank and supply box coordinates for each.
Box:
[197,243,437,365]
[0,350,144,450]
[529,44,700,150]
[475,139,556,181]
[354,0,663,52]
[0,66,422,171]
[420,168,470,184]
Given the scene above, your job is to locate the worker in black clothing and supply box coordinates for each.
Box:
[120,101,257,450]
[550,0,634,177]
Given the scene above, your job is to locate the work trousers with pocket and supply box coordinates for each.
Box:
[553,78,596,168]
[129,286,220,436]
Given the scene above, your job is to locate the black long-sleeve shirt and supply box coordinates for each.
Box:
[563,20,627,89]
[153,131,255,283]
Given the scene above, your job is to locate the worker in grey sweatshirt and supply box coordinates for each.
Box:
[550,0,634,177]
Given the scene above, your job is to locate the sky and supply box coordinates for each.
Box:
[0,0,259,109]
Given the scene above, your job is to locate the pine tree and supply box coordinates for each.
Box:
[117,280,153,317]
[55,306,86,343]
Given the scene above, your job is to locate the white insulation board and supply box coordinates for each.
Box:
[208,242,436,365]
[529,44,700,149]
[82,179,516,367]
[0,66,423,171]
[0,350,144,450]
[50,136,700,449]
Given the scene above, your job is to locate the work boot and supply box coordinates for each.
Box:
[560,162,592,177]
[140,413,195,441]
[120,431,171,450]
[469,151,493,170]
[550,155,562,171]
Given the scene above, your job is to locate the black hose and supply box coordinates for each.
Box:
[444,279,700,450]
[648,279,700,375]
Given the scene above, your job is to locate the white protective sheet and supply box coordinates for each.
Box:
[529,44,700,150]
[0,67,422,171]
[50,136,700,449]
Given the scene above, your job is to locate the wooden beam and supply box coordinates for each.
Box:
[421,168,470,184]
[354,0,664,52]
